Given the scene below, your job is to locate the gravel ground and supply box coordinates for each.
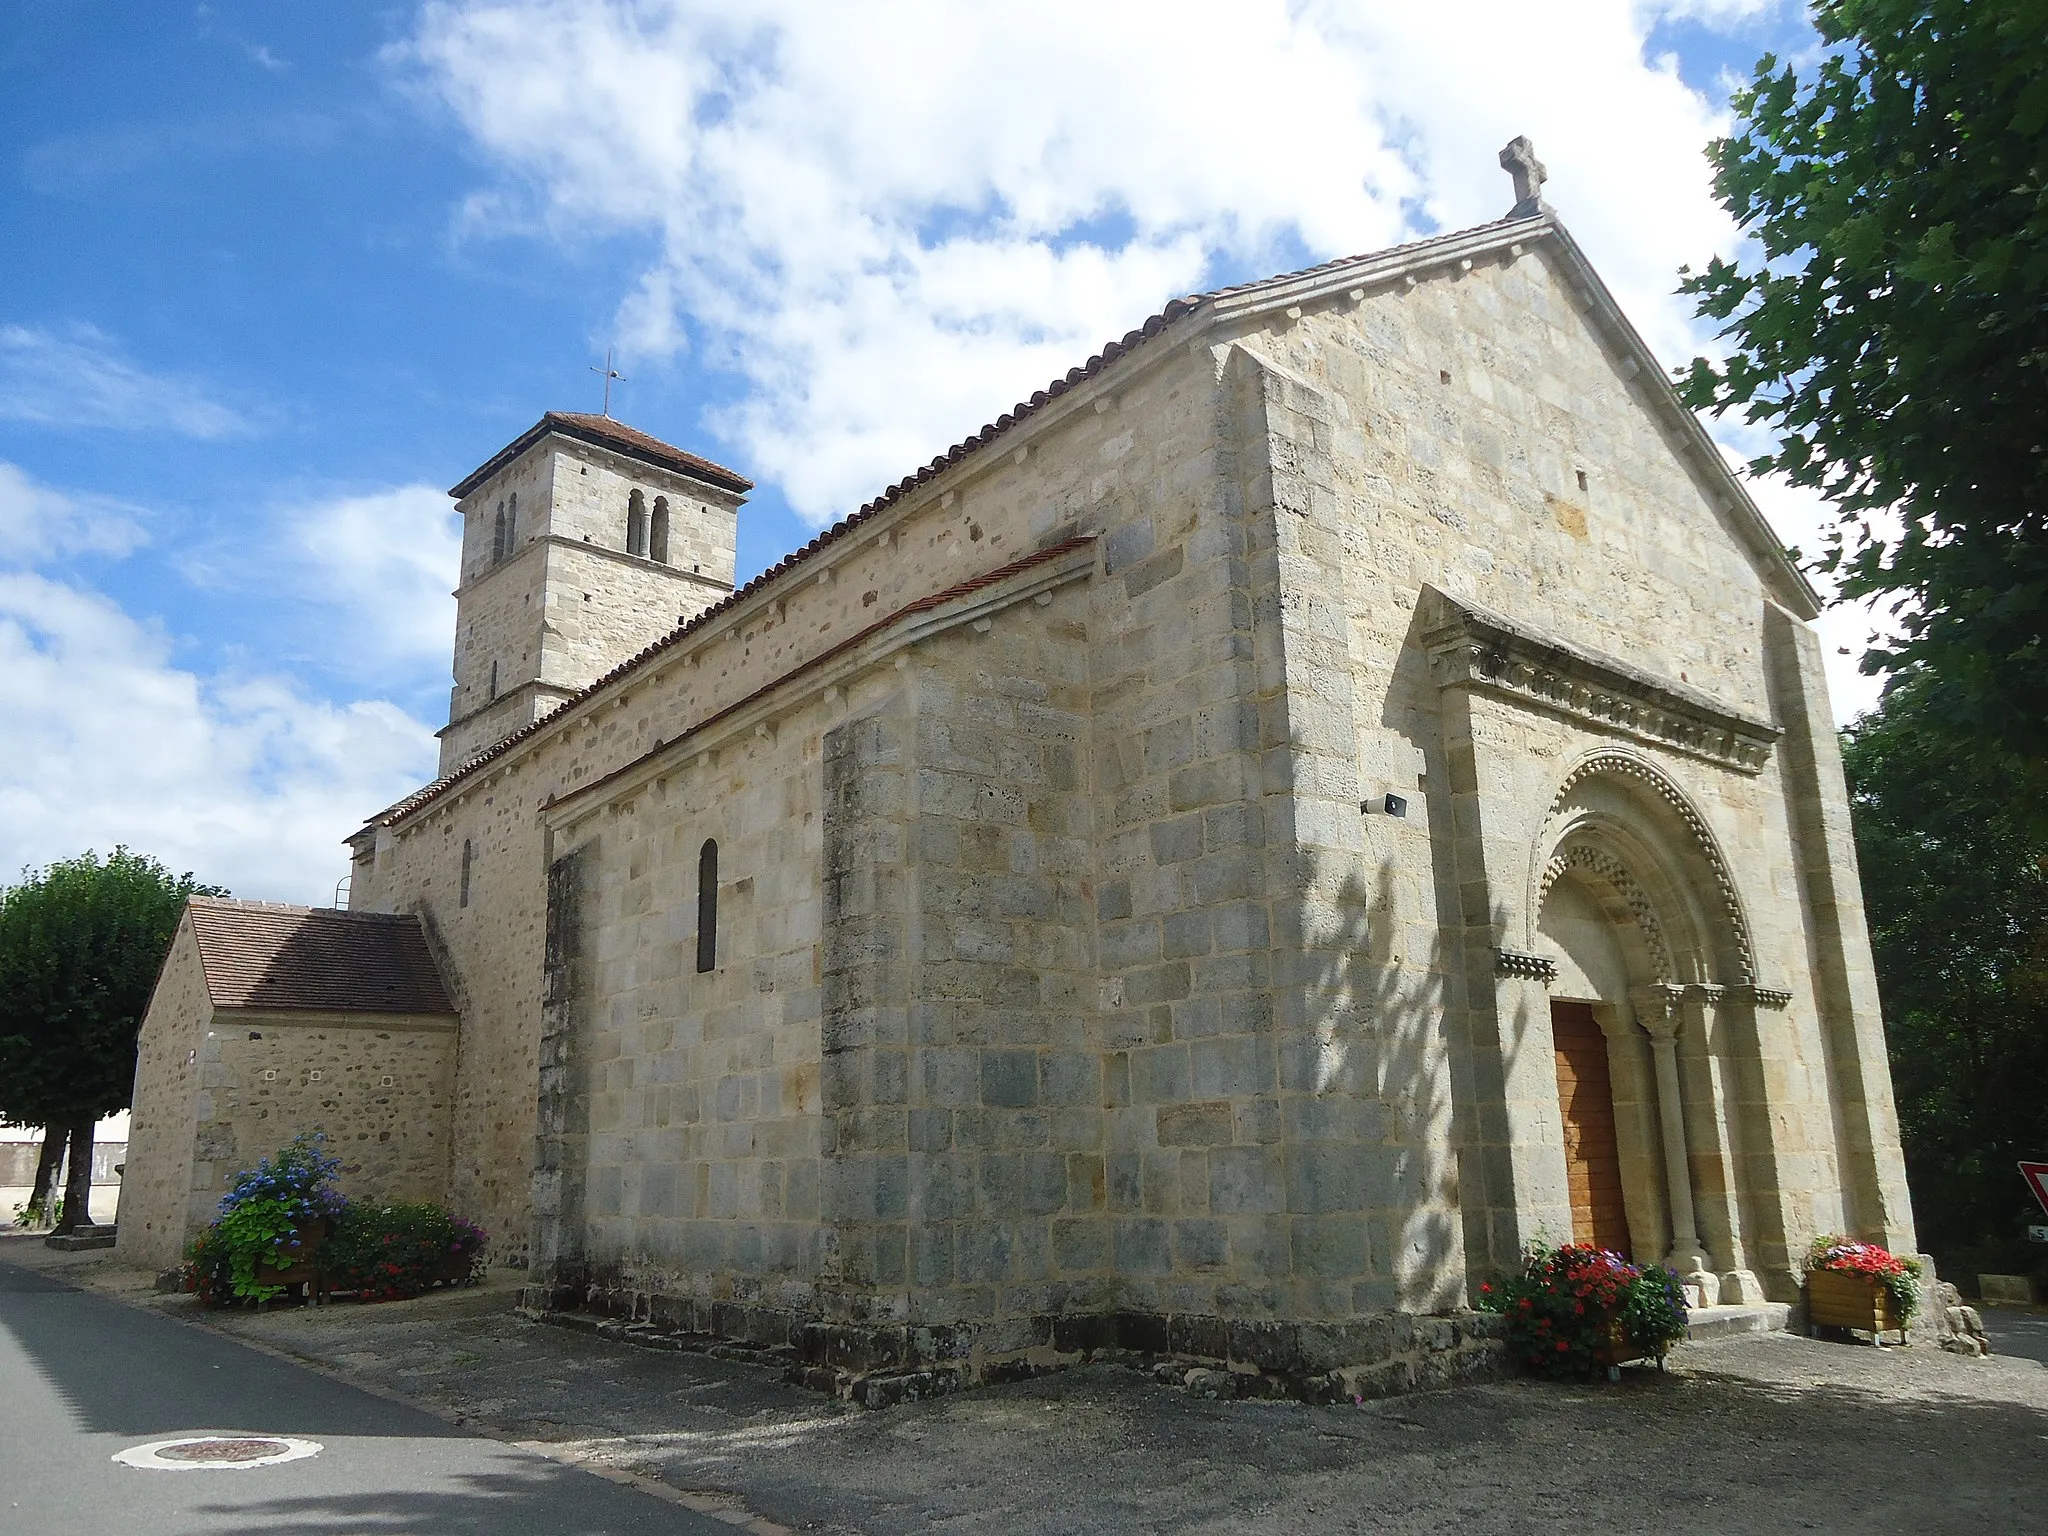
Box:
[10,1233,2045,1535]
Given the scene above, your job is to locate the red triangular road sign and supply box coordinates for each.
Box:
[2021,1162,2048,1218]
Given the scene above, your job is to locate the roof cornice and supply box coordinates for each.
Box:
[450,414,754,500]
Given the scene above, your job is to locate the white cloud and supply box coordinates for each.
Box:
[1641,0,1784,22]
[285,483,462,674]
[0,572,438,902]
[402,0,1762,523]
[0,461,147,563]
[0,323,249,439]
[405,0,1886,718]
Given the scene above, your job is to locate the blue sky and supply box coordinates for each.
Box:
[1,1,1833,901]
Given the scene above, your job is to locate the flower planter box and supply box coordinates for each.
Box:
[431,1251,478,1286]
[254,1221,330,1305]
[1594,1320,1665,1373]
[1807,1267,1902,1339]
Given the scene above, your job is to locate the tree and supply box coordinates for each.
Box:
[1841,669,2048,1262]
[0,850,225,1231]
[1680,0,2048,780]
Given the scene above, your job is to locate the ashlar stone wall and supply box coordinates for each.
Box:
[350,401,1108,1263]
[117,920,214,1272]
[1216,239,1910,1301]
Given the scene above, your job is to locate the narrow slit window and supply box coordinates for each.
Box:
[650,496,670,564]
[488,658,498,701]
[627,488,649,557]
[459,838,473,908]
[696,838,718,973]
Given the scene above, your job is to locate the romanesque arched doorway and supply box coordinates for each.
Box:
[1529,752,1776,1306]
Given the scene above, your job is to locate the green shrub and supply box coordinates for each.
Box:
[317,1202,488,1301]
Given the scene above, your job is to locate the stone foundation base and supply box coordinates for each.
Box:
[520,1281,1507,1407]
[44,1226,117,1251]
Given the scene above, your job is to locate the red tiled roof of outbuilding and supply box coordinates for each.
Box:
[185,898,455,1015]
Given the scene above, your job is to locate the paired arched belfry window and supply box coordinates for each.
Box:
[626,488,649,557]
[490,492,519,564]
[650,496,670,564]
[696,839,718,973]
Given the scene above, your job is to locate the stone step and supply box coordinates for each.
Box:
[1686,1301,1790,1341]
[44,1225,117,1252]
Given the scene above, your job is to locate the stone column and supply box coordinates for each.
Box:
[1673,984,1765,1305]
[1631,984,1718,1305]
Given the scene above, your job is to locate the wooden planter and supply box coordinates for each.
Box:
[1593,1320,1665,1374]
[254,1221,330,1306]
[1807,1267,1903,1340]
[431,1250,479,1286]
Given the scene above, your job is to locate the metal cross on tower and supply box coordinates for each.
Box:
[589,348,626,417]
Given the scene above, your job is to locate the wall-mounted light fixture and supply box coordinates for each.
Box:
[1361,793,1409,817]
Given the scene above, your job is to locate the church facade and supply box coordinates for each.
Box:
[124,177,1916,1388]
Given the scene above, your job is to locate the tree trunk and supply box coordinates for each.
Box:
[55,1120,95,1233]
[23,1128,62,1227]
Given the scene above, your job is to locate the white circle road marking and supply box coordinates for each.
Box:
[113,1435,322,1471]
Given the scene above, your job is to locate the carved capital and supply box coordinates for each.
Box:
[1630,982,1687,1039]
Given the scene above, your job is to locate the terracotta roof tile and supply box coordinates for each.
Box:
[450,411,754,499]
[186,899,455,1015]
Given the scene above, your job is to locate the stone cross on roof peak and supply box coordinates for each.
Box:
[1499,136,1549,217]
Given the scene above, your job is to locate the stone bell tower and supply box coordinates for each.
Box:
[439,412,751,775]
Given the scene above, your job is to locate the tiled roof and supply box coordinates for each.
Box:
[449,411,755,499]
[367,215,1544,832]
[186,899,455,1015]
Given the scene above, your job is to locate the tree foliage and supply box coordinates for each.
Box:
[0,848,225,1129]
[1681,0,2048,773]
[1842,669,2048,1256]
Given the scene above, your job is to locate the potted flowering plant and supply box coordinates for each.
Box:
[1479,1244,1689,1379]
[316,1202,489,1301]
[1804,1235,1920,1341]
[184,1132,349,1305]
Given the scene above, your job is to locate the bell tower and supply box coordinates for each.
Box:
[439,412,751,774]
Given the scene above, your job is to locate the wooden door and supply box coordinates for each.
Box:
[1551,1000,1630,1254]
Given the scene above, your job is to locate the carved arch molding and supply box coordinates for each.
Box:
[1542,751,1757,987]
[1539,842,1677,983]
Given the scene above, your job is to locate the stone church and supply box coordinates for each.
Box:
[121,149,1917,1391]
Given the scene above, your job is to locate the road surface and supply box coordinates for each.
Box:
[0,1256,723,1535]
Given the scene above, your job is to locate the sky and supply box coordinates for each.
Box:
[0,0,1873,904]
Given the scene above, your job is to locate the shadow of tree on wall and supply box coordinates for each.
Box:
[1286,854,1468,1313]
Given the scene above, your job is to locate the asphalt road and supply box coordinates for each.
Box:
[0,1257,722,1536]
[1981,1303,2048,1365]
